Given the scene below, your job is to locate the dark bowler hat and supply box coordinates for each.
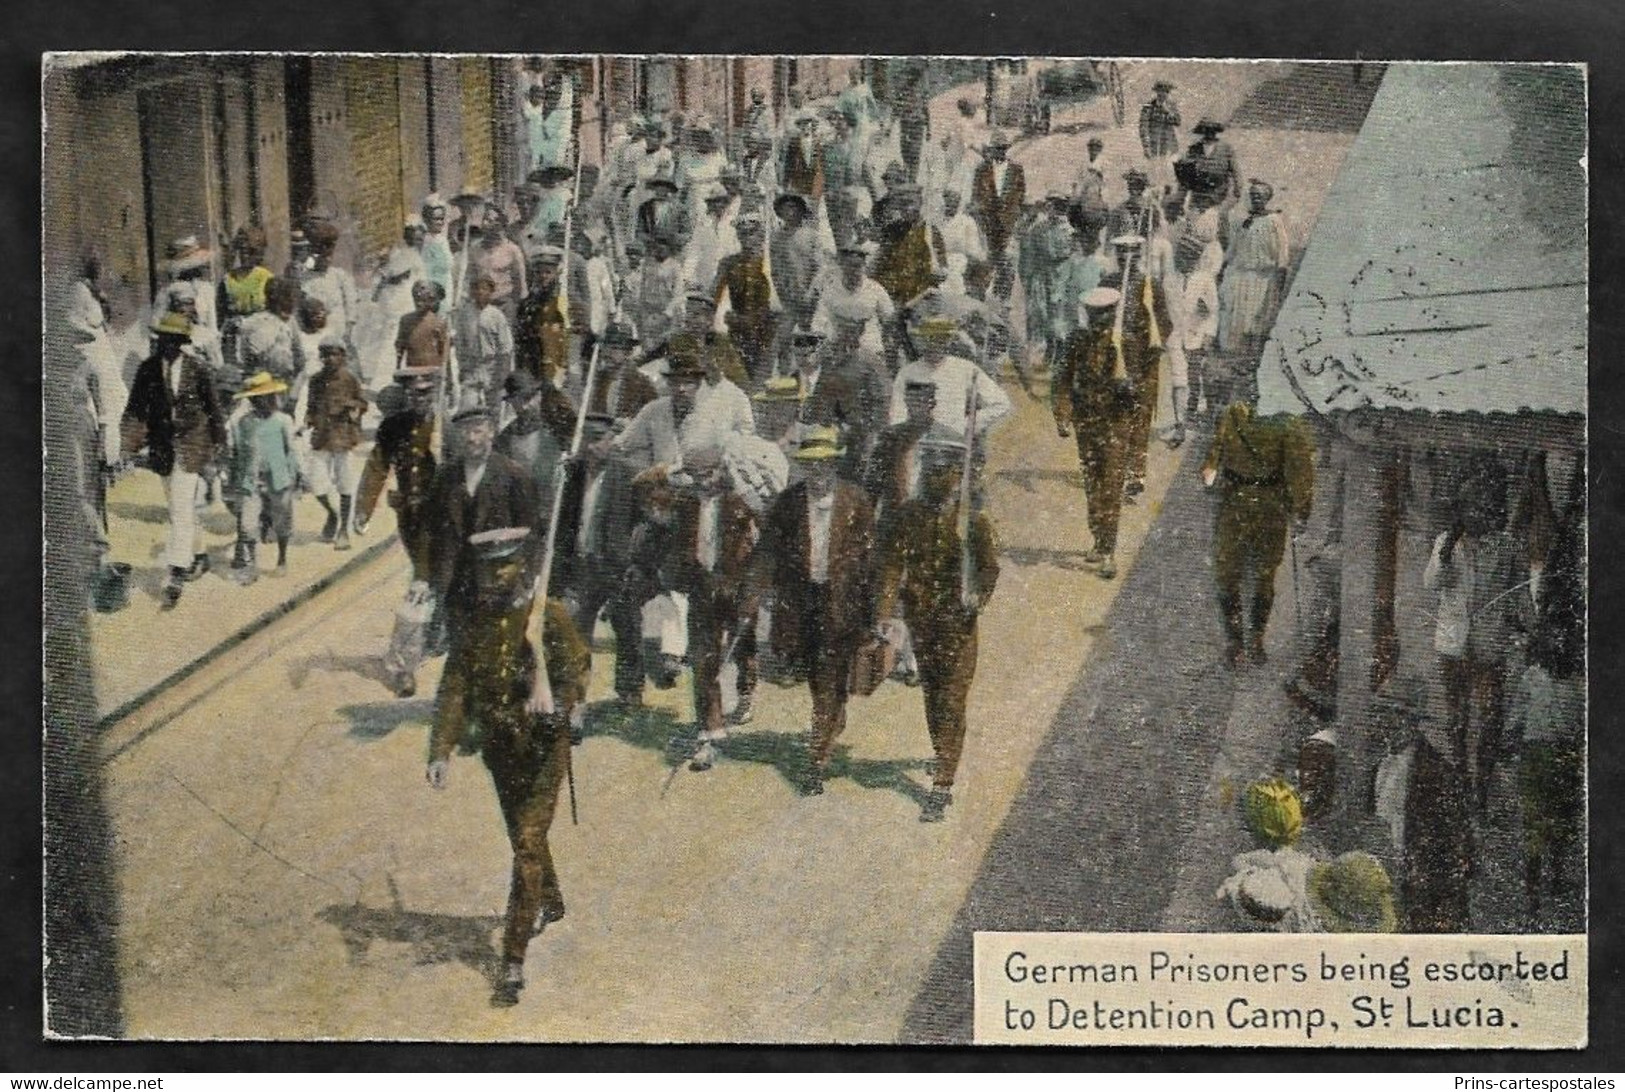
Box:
[665,335,708,380]
[1153,80,1175,92]
[602,321,640,348]
[504,371,545,402]
[1123,167,1150,187]
[774,191,811,216]
[1193,117,1225,135]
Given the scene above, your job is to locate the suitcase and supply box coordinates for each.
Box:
[848,636,897,698]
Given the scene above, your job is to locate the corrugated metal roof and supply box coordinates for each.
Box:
[1257,62,1586,422]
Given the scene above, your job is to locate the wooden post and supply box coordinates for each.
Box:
[1332,428,1400,836]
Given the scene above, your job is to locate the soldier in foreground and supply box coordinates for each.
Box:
[424,525,591,1008]
[875,434,999,822]
[1053,287,1135,580]
[1201,398,1315,667]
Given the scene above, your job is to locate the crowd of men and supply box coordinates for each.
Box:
[71,68,1326,1005]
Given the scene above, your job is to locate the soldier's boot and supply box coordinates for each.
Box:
[1249,591,1274,664]
[920,786,953,823]
[334,495,354,551]
[1219,593,1246,667]
[230,538,250,572]
[491,960,525,1008]
[271,537,290,578]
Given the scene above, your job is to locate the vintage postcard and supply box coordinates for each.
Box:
[41,54,1586,1045]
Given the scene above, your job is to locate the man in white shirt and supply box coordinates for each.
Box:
[1422,494,1525,807]
[300,221,361,364]
[938,190,987,297]
[889,314,1012,441]
[681,182,741,295]
[813,240,895,358]
[612,346,717,470]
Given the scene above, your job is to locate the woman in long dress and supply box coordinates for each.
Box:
[1216,179,1291,358]
[358,215,427,387]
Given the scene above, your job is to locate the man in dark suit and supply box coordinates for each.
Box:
[780,111,827,203]
[660,445,762,770]
[120,311,227,608]
[494,370,577,530]
[1175,117,1242,212]
[750,426,877,794]
[428,406,545,649]
[969,130,1026,300]
[555,412,647,709]
[865,379,937,523]
[585,321,659,424]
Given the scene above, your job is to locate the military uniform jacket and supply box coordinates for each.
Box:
[1053,322,1135,427]
[121,351,227,476]
[877,494,1000,625]
[428,597,592,764]
[751,480,876,667]
[358,410,437,521]
[515,287,570,379]
[873,221,948,314]
[1201,403,1315,521]
[864,420,931,522]
[427,452,545,610]
[781,138,826,200]
[716,253,777,337]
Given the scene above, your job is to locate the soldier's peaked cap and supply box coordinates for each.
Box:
[467,526,531,560]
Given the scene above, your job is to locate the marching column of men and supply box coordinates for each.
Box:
[96,75,1315,1005]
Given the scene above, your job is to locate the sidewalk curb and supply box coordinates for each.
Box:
[96,534,399,732]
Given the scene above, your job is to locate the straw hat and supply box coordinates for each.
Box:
[234,371,289,399]
[163,235,213,275]
[753,375,806,403]
[150,311,194,339]
[792,425,845,461]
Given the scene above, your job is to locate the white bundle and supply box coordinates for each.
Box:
[722,430,790,512]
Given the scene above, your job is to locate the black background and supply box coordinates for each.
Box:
[5,0,1622,1072]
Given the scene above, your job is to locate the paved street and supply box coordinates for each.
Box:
[97,61,1375,1041]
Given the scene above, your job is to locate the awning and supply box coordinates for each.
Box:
[1256,62,1586,425]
